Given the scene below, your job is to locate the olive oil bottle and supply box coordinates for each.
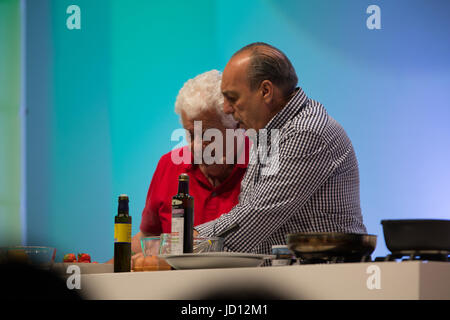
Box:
[171,173,194,254]
[114,194,132,272]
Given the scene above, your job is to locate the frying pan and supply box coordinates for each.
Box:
[381,219,450,253]
[286,232,377,261]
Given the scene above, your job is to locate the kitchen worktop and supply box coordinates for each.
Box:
[76,261,450,300]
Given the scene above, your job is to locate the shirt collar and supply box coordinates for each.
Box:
[175,140,249,191]
[264,87,309,131]
[175,137,250,171]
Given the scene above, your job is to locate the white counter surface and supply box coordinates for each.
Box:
[76,261,450,300]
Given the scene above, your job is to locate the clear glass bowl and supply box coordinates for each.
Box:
[140,236,161,257]
[193,237,224,253]
[139,236,170,271]
[158,234,224,254]
[0,246,56,270]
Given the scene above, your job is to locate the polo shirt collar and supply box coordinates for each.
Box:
[177,137,250,172]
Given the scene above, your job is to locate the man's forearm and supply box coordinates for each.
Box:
[195,132,335,253]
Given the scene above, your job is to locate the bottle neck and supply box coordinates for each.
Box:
[118,199,129,216]
[178,180,189,195]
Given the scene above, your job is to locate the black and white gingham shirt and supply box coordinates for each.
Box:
[195,87,367,255]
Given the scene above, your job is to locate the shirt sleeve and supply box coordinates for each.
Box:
[139,157,166,235]
[194,130,336,252]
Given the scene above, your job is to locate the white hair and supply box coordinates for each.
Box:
[175,70,237,128]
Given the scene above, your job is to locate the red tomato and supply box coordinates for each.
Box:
[77,253,91,263]
[63,253,77,263]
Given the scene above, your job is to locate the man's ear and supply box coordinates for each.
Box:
[260,80,274,103]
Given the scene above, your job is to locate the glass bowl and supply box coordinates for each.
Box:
[193,237,224,253]
[0,246,56,270]
[139,236,171,271]
[158,234,224,254]
[140,236,161,257]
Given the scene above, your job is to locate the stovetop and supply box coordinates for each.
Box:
[297,255,372,264]
[374,250,449,262]
[296,250,450,264]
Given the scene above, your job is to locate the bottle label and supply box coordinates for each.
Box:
[171,208,184,254]
[114,223,131,243]
[172,199,183,206]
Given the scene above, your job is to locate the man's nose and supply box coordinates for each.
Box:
[223,99,234,114]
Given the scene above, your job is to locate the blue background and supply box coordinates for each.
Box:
[13,0,450,262]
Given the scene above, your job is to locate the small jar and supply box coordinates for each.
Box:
[271,245,294,266]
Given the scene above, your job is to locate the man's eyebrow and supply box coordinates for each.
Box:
[222,90,236,97]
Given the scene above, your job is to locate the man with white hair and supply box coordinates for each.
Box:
[106,70,248,264]
[130,70,249,254]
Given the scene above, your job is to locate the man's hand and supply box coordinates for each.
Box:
[131,252,144,269]
[193,229,199,237]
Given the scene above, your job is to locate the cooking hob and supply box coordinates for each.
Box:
[374,250,450,262]
[297,255,373,264]
[296,250,450,264]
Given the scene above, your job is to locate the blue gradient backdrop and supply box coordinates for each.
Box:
[20,0,450,262]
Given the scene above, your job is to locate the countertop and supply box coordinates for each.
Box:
[73,261,450,299]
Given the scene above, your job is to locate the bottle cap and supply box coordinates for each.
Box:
[179,173,189,181]
[119,194,129,201]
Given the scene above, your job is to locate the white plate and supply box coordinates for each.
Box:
[159,252,275,270]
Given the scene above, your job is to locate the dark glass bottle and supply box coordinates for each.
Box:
[114,194,132,272]
[171,173,194,254]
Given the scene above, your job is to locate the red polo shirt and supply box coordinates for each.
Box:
[140,143,249,235]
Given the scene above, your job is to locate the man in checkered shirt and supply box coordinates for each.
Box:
[194,42,367,255]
